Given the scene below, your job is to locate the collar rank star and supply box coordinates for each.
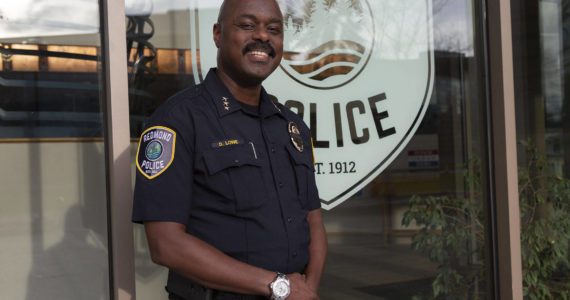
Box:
[288,122,303,152]
[136,126,176,179]
[222,96,230,111]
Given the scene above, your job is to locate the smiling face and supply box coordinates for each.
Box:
[214,0,284,87]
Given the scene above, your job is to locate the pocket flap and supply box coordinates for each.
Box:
[203,145,262,175]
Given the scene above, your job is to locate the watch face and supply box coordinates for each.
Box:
[274,281,288,296]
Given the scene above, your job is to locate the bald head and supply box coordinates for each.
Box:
[216,0,230,25]
[217,0,282,26]
[213,0,284,87]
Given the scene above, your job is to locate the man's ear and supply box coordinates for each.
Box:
[213,23,221,48]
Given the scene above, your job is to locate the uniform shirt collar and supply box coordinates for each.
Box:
[203,68,282,119]
[259,87,282,118]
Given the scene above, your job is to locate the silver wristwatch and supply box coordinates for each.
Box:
[269,273,290,300]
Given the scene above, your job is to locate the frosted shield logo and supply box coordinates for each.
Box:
[280,1,374,89]
[191,0,434,210]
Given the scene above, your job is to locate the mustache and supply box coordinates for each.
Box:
[242,41,276,57]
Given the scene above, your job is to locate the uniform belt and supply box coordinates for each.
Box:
[166,271,267,300]
[167,286,212,300]
[167,288,267,300]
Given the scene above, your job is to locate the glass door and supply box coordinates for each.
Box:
[0,0,110,298]
[126,0,497,298]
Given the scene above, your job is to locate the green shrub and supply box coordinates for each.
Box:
[402,141,569,299]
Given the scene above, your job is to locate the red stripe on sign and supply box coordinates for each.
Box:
[408,150,438,156]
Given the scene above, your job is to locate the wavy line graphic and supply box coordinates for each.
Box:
[282,40,366,81]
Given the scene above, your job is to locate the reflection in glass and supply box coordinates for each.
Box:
[320,0,493,298]
[512,1,570,298]
[125,2,195,299]
[0,0,102,138]
[126,5,194,137]
[0,0,110,299]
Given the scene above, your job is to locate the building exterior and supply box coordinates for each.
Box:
[0,0,567,299]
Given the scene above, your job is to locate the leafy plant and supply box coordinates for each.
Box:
[402,141,570,299]
[518,140,570,299]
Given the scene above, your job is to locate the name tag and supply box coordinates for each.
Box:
[211,139,243,148]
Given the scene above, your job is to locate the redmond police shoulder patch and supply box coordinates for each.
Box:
[136,126,176,179]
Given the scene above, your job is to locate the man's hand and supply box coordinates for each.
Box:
[286,273,319,300]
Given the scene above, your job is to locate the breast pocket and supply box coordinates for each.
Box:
[202,144,268,212]
[285,143,314,209]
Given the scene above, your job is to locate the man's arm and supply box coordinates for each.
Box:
[145,221,273,295]
[304,208,328,292]
[144,221,318,299]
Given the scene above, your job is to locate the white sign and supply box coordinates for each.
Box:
[190,0,434,210]
[408,150,439,168]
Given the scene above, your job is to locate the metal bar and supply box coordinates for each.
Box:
[100,0,136,299]
[476,0,500,297]
[486,0,523,298]
[0,48,98,61]
[0,138,105,143]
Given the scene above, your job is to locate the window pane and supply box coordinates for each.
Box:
[318,0,493,298]
[126,2,194,298]
[512,1,570,298]
[128,0,495,299]
[0,0,110,299]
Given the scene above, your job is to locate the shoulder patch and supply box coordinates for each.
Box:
[136,126,176,179]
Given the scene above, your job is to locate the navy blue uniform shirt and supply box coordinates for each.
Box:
[133,69,320,295]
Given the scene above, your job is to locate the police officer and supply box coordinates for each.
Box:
[132,0,327,299]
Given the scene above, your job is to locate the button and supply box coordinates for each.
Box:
[278,182,283,188]
[271,147,276,153]
[292,251,298,258]
[234,159,239,163]
[287,217,292,223]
